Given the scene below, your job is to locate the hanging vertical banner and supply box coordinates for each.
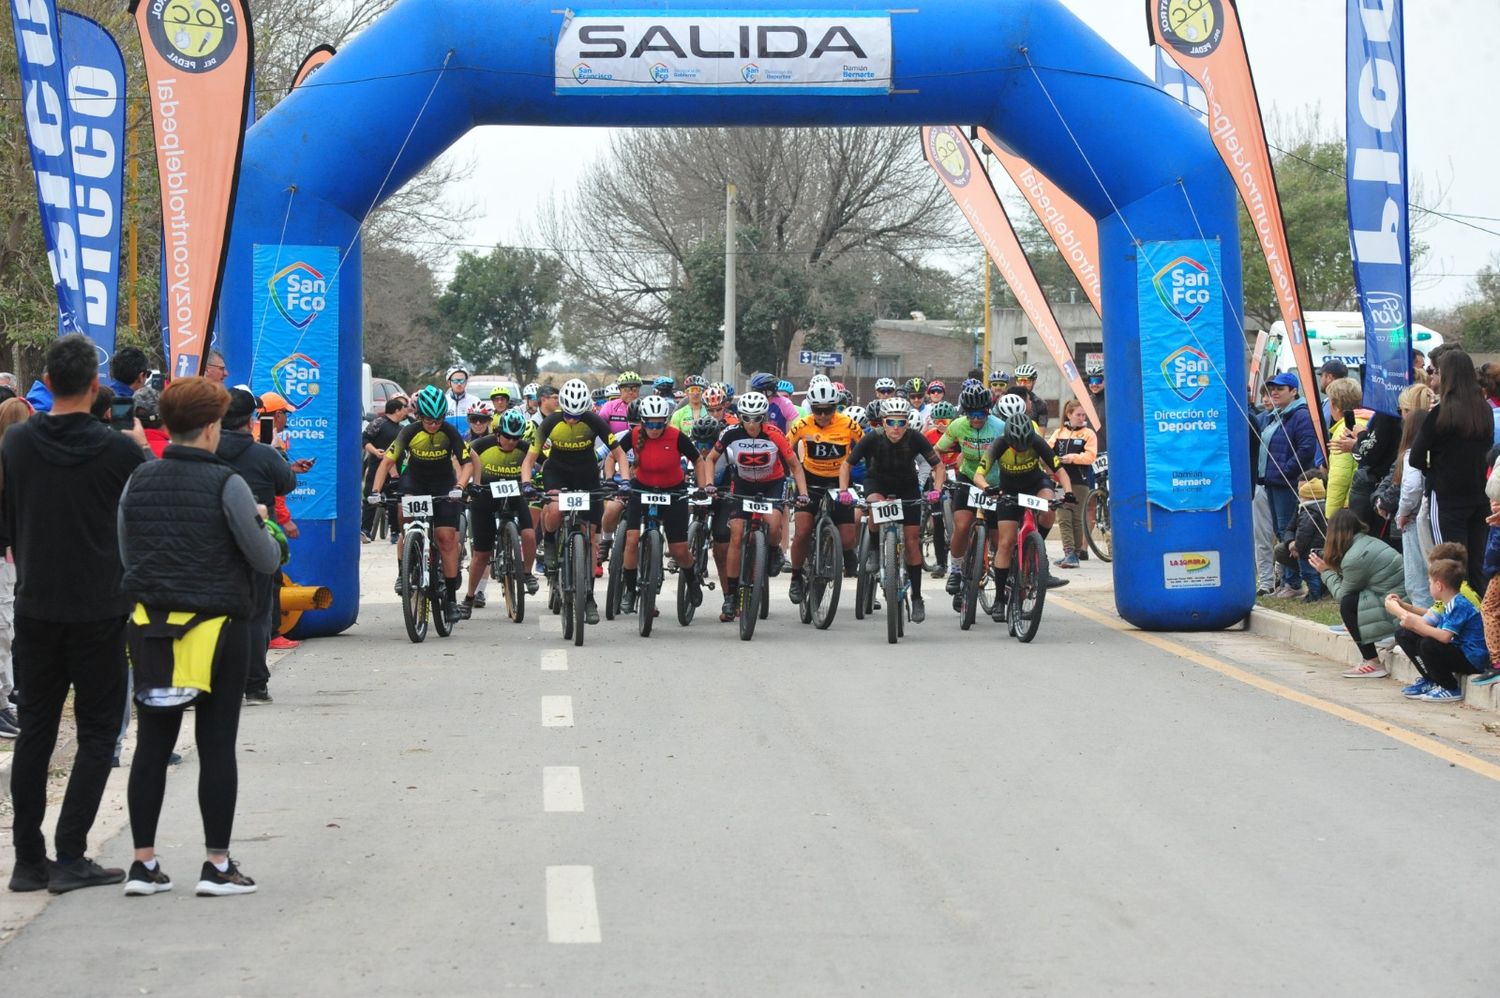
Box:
[132,0,253,379]
[10,0,88,337]
[59,12,126,371]
[1147,0,1325,452]
[1346,0,1410,416]
[1138,238,1232,512]
[922,126,1100,427]
[978,129,1102,316]
[291,44,335,90]
[1153,44,1207,124]
[250,244,338,520]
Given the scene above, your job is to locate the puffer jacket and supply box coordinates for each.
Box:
[1320,533,1407,643]
[1259,397,1322,490]
[1325,409,1371,517]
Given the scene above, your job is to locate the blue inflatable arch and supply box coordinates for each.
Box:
[222,0,1251,636]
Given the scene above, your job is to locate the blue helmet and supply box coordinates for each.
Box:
[749,371,778,393]
[776,379,794,394]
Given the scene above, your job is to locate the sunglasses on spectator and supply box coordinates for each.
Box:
[810,405,835,415]
[642,420,667,430]
[884,418,908,428]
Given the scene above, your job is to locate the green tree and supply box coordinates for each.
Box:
[1452,258,1500,350]
[438,247,563,382]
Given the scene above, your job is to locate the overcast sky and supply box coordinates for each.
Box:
[440,0,1498,311]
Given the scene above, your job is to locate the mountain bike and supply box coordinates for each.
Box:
[797,485,843,630]
[394,493,462,644]
[863,496,924,644]
[474,480,528,624]
[630,486,690,638]
[732,493,788,642]
[604,505,629,621]
[1084,455,1112,562]
[988,489,1069,643]
[953,484,998,632]
[679,491,717,626]
[543,488,612,647]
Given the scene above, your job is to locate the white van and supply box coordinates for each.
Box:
[1253,310,1443,390]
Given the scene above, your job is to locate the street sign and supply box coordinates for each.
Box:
[799,350,844,368]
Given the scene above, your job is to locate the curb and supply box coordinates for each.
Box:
[1248,606,1499,714]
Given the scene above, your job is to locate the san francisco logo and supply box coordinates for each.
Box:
[270,353,321,411]
[1157,0,1224,58]
[1153,255,1212,323]
[268,261,328,331]
[1161,345,1212,403]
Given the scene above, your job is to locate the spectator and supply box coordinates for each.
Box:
[134,386,169,457]
[1323,377,1369,520]
[3,334,146,894]
[1477,463,1500,688]
[105,346,148,401]
[0,397,32,740]
[1386,558,1488,703]
[253,391,309,651]
[1085,366,1106,452]
[1250,385,1276,595]
[0,372,15,392]
[203,350,228,384]
[1480,363,1500,409]
[217,389,297,704]
[119,377,283,896]
[0,386,14,404]
[24,376,52,413]
[90,385,115,423]
[1412,350,1426,385]
[1048,399,1097,569]
[1379,383,1436,606]
[1310,509,1406,677]
[1427,541,1482,609]
[1259,372,1324,598]
[1280,473,1328,592]
[1317,359,1348,429]
[1409,350,1492,591]
[361,396,408,542]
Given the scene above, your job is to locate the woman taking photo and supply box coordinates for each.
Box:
[1309,509,1406,679]
[1410,350,1493,589]
[118,378,283,897]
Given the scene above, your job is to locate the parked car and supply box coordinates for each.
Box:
[362,363,406,423]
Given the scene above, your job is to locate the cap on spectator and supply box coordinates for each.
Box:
[259,391,292,413]
[537,383,559,397]
[1319,359,1348,379]
[224,387,259,426]
[134,385,163,420]
[1266,372,1300,390]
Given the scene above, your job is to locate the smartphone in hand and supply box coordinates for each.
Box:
[259,415,275,444]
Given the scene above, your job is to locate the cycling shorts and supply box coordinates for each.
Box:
[862,482,923,527]
[624,488,689,544]
[470,493,533,553]
[800,474,854,526]
[542,462,604,526]
[994,471,1053,524]
[729,477,786,522]
[401,480,461,530]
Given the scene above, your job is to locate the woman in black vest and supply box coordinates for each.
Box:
[118,378,282,897]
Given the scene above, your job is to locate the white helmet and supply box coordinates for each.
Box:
[995,393,1028,421]
[604,381,620,399]
[907,409,927,433]
[1014,362,1039,380]
[808,373,832,387]
[806,380,839,406]
[639,394,673,420]
[1084,357,1104,376]
[737,391,769,418]
[844,405,868,428]
[880,396,912,420]
[874,377,897,392]
[559,379,593,415]
[523,382,540,399]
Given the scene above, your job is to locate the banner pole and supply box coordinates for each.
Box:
[128,125,138,336]
[722,183,737,385]
[982,253,991,373]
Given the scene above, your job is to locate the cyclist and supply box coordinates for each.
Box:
[443,367,480,418]
[522,382,541,419]
[776,379,795,402]
[489,384,514,417]
[934,383,1007,600]
[923,400,960,577]
[369,385,469,621]
[530,383,557,430]
[599,371,640,438]
[604,382,620,402]
[703,384,735,427]
[905,377,925,405]
[971,392,1074,621]
[987,369,1010,403]
[919,379,945,416]
[653,375,676,398]
[749,372,799,433]
[615,394,705,613]
[707,391,809,622]
[1012,362,1050,429]
[872,377,898,405]
[837,396,946,623]
[786,379,863,602]
[671,374,711,431]
[519,379,630,625]
[461,409,541,618]
[1084,358,1107,451]
[464,401,494,443]
[590,387,607,409]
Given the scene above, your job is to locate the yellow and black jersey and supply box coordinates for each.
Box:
[977,427,1061,479]
[386,421,467,473]
[530,411,616,465]
[468,434,528,482]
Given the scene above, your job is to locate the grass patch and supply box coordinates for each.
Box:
[1256,594,1343,628]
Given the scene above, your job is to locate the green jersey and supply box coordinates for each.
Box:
[934,415,1005,479]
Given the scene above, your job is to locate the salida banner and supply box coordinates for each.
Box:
[921,126,1099,428]
[1137,238,1232,513]
[554,9,891,94]
[1346,0,1410,416]
[250,245,338,520]
[1148,0,1325,451]
[132,0,253,379]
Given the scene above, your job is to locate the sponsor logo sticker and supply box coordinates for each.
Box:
[928,126,971,188]
[1153,254,1212,323]
[268,261,328,331]
[144,0,240,73]
[271,352,321,411]
[1161,345,1212,403]
[1164,549,1221,589]
[1157,0,1224,58]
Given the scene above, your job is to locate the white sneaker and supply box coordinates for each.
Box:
[1341,660,1389,679]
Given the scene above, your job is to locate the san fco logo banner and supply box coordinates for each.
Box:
[555,10,891,95]
[1137,239,1232,513]
[1347,0,1410,416]
[251,245,338,520]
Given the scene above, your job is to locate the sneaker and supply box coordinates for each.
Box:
[243,688,272,705]
[1327,624,1348,634]
[1270,585,1302,600]
[1054,554,1079,569]
[1471,667,1500,687]
[0,707,17,739]
[788,573,805,605]
[930,565,947,579]
[195,859,257,896]
[593,562,603,579]
[1301,590,1324,604]
[1419,686,1464,703]
[123,861,172,897]
[472,590,486,609]
[456,597,474,621]
[524,573,540,595]
[769,549,785,577]
[585,596,600,625]
[48,857,125,894]
[1044,573,1069,589]
[1077,549,1088,562]
[268,635,299,650]
[1373,636,1396,650]
[1401,679,1435,699]
[361,530,373,544]
[909,594,926,623]
[1341,661,1389,679]
[620,587,638,615]
[8,859,51,893]
[1256,585,1274,597]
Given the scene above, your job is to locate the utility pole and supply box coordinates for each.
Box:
[722,183,737,385]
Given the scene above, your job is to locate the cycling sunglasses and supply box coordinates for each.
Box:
[739,414,765,424]
[810,405,835,416]
[1085,376,1103,386]
[875,388,895,395]
[561,412,581,421]
[884,418,908,428]
[965,409,990,419]
[642,420,667,430]
[498,432,526,441]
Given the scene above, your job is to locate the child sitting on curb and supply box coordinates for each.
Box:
[1385,558,1490,703]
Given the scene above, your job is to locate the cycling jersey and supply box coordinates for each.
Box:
[786,413,862,479]
[848,430,941,496]
[713,424,796,484]
[468,434,528,482]
[597,398,632,438]
[670,402,709,432]
[443,390,481,418]
[621,425,699,489]
[530,411,617,466]
[924,426,960,470]
[934,415,1004,479]
[977,427,1062,479]
[385,422,467,488]
[766,394,800,434]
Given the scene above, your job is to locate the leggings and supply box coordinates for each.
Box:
[1393,625,1481,692]
[128,619,250,853]
[1337,591,1377,660]
[1483,575,1500,669]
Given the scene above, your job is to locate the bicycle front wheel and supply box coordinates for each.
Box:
[739,530,765,641]
[959,523,983,632]
[1013,531,1047,643]
[638,529,660,638]
[501,520,525,624]
[401,531,427,644]
[882,528,901,645]
[678,520,704,627]
[570,532,589,646]
[811,517,841,630]
[1085,488,1112,562]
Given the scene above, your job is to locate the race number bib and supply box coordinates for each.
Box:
[1017,493,1048,512]
[1092,454,1109,475]
[559,491,591,511]
[642,492,672,506]
[402,495,433,518]
[741,498,773,515]
[489,481,521,499]
[870,499,903,524]
[968,486,997,512]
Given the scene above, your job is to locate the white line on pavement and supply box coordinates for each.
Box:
[539,614,562,634]
[542,766,585,812]
[546,866,601,943]
[541,695,574,727]
[541,649,568,671]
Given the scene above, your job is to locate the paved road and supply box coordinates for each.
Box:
[4,551,1499,996]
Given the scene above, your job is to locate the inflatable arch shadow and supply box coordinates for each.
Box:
[222,0,1251,636]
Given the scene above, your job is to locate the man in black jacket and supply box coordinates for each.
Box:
[2,334,146,893]
[217,389,296,703]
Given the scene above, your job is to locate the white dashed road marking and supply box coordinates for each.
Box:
[541,695,574,727]
[541,649,568,671]
[539,614,562,634]
[543,766,585,812]
[546,866,602,943]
